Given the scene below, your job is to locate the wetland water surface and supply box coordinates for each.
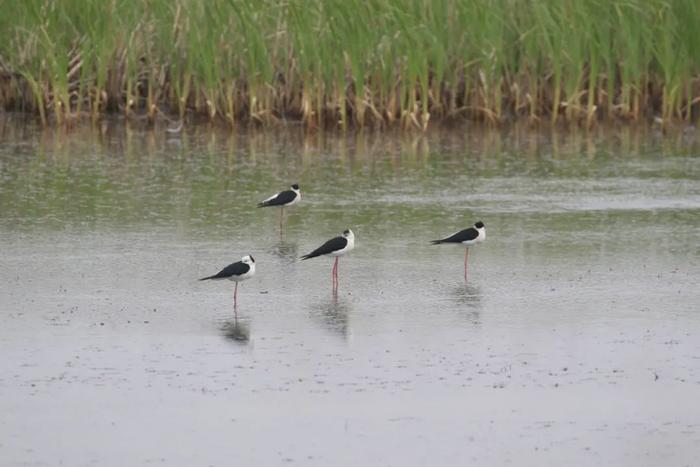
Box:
[1,122,699,466]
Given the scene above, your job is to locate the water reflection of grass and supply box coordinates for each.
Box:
[1,1,699,127]
[1,121,698,232]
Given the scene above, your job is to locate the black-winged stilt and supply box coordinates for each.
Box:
[301,229,355,290]
[200,255,256,308]
[257,184,301,230]
[431,221,486,281]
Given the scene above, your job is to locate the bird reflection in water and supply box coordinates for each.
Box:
[310,293,351,340]
[451,283,482,324]
[268,240,298,263]
[220,315,251,345]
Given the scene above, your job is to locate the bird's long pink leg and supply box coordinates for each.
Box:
[332,257,339,290]
[279,207,284,232]
[234,282,238,308]
[464,248,469,282]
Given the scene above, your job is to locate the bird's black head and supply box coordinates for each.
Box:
[474,221,485,228]
[291,183,300,190]
[343,229,350,235]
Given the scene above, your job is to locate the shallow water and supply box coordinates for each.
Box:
[1,121,699,466]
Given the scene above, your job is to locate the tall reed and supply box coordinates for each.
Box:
[0,0,698,128]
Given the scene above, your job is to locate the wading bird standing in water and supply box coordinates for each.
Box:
[257,184,301,231]
[301,229,355,291]
[431,221,486,281]
[200,255,256,309]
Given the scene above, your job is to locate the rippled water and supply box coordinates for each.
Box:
[1,120,699,466]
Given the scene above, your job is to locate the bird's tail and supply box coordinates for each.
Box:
[199,275,216,281]
[256,202,268,208]
[300,253,318,260]
[430,239,444,245]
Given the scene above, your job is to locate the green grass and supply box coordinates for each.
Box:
[0,0,698,128]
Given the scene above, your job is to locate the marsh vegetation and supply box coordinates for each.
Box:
[1,0,699,128]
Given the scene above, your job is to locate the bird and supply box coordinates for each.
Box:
[301,229,355,290]
[257,183,301,230]
[431,221,486,281]
[200,255,256,308]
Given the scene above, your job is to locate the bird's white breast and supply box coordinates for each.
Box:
[288,191,301,206]
[229,263,256,282]
[329,235,354,257]
[461,227,485,246]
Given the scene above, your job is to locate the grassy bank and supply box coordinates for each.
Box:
[0,0,699,129]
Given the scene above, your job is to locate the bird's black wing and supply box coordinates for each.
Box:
[200,261,250,280]
[301,236,347,260]
[431,227,478,244]
[257,190,296,207]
